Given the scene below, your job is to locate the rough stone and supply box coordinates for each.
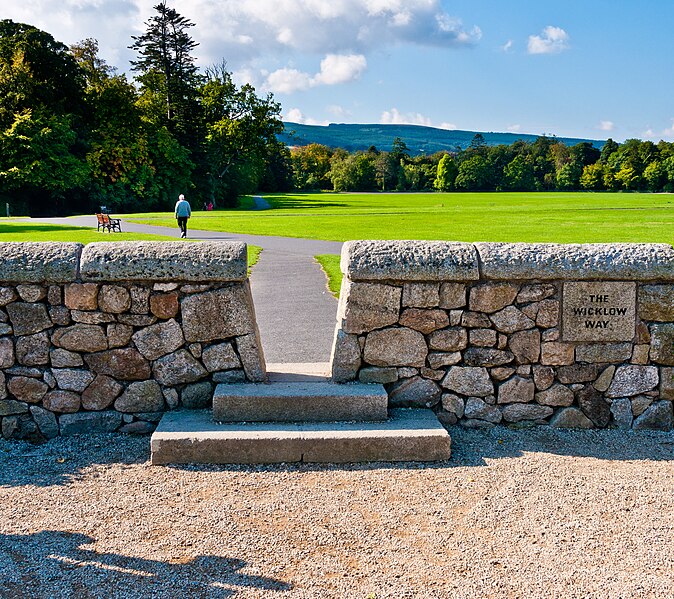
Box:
[150,292,179,319]
[469,283,519,314]
[0,287,18,306]
[52,324,108,353]
[535,299,560,328]
[50,349,83,368]
[7,376,47,403]
[388,376,441,408]
[130,286,151,314]
[188,343,202,359]
[64,283,99,310]
[442,367,493,397]
[341,240,480,281]
[6,367,42,378]
[59,411,123,435]
[0,371,5,400]
[535,384,574,407]
[540,342,575,366]
[575,343,632,364]
[119,421,156,435]
[631,395,653,417]
[97,285,131,313]
[501,403,553,423]
[163,387,180,409]
[649,324,674,366]
[428,328,468,352]
[235,334,266,382]
[638,285,674,321]
[53,369,95,392]
[43,390,80,413]
[449,310,463,326]
[81,375,123,411]
[0,399,29,416]
[181,284,211,294]
[491,367,515,381]
[81,241,247,281]
[636,321,651,344]
[606,365,659,397]
[461,311,492,328]
[48,286,62,305]
[364,327,427,367]
[476,242,674,281]
[29,405,59,439]
[399,308,449,334]
[631,344,650,365]
[70,310,115,325]
[212,370,247,384]
[1,415,19,438]
[107,323,134,349]
[549,407,594,429]
[490,306,535,333]
[577,385,611,427]
[509,329,541,364]
[338,281,401,334]
[632,401,673,431]
[610,397,633,429]
[48,306,71,326]
[557,364,600,384]
[469,328,497,347]
[397,367,418,378]
[464,348,514,368]
[532,365,555,390]
[15,332,49,366]
[0,323,12,335]
[115,380,164,413]
[154,283,179,292]
[660,367,674,400]
[427,352,461,369]
[132,319,185,361]
[593,366,616,392]
[200,342,240,372]
[520,303,539,320]
[422,367,445,381]
[330,330,361,382]
[181,286,255,342]
[0,338,16,369]
[441,394,465,418]
[16,285,46,303]
[542,328,560,342]
[402,282,439,308]
[84,349,151,380]
[464,397,502,423]
[517,284,557,303]
[0,242,81,283]
[439,283,467,309]
[6,302,52,336]
[358,367,398,384]
[152,349,208,385]
[497,376,535,404]
[517,365,531,376]
[437,411,458,427]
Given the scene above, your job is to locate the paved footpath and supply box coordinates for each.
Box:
[23,214,343,365]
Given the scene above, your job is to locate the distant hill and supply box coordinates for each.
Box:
[279,122,605,155]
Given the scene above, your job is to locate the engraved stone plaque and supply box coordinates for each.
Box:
[562,282,636,342]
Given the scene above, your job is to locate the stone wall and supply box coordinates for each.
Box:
[331,241,674,431]
[0,242,265,441]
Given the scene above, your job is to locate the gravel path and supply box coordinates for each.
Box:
[2,426,673,598]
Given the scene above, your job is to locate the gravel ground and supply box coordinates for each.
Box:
[1,426,673,599]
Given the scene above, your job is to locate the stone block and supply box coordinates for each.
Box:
[330,330,361,383]
[464,397,502,423]
[610,398,633,430]
[48,306,70,326]
[0,338,15,369]
[202,342,241,372]
[490,306,535,333]
[97,285,131,313]
[469,328,497,347]
[606,365,659,398]
[632,401,673,431]
[540,342,574,366]
[6,303,52,336]
[509,329,541,364]
[464,348,514,368]
[461,311,492,328]
[130,286,151,314]
[338,280,401,334]
[29,405,59,439]
[0,399,29,416]
[491,367,515,381]
[81,241,247,282]
[399,308,449,334]
[7,376,47,403]
[152,349,208,385]
[549,407,594,429]
[59,411,123,435]
[115,380,164,413]
[428,328,468,352]
[501,403,553,423]
[535,299,560,328]
[150,292,179,319]
[442,394,465,418]
[593,366,616,392]
[532,365,555,390]
[469,283,518,314]
[649,323,674,366]
[15,332,49,367]
[631,344,650,365]
[402,283,440,308]
[577,385,611,427]
[106,323,134,349]
[575,343,633,364]
[50,349,83,368]
[48,286,62,306]
[181,286,255,342]
[497,376,535,404]
[0,242,81,283]
[212,370,247,384]
[81,375,123,411]
[364,327,427,367]
[441,367,493,397]
[660,367,674,400]
[535,384,574,407]
[358,367,398,384]
[517,284,557,303]
[84,348,151,380]
[341,240,479,281]
[52,324,108,353]
[234,333,266,383]
[0,287,18,306]
[388,376,441,408]
[638,285,674,321]
[427,352,461,369]
[52,369,95,392]
[557,364,600,384]
[65,283,99,310]
[70,311,115,325]
[43,390,80,413]
[17,285,46,303]
[439,283,467,309]
[132,319,185,361]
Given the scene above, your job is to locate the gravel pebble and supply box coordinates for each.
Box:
[1,426,673,598]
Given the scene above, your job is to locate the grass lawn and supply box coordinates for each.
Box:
[0,220,262,268]
[127,191,674,244]
[314,255,341,296]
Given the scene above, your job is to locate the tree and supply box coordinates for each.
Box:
[291,143,332,190]
[455,155,492,190]
[502,155,535,191]
[433,154,457,191]
[329,152,376,191]
[579,163,605,191]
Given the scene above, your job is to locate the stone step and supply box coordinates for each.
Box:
[151,409,451,465]
[212,381,388,423]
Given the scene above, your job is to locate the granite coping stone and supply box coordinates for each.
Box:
[80,241,248,282]
[476,243,674,281]
[341,240,480,281]
[0,242,82,283]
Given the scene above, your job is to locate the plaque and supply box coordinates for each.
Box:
[562,282,636,342]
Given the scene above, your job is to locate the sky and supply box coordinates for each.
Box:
[2,0,673,142]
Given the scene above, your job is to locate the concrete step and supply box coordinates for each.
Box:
[151,409,451,465]
[213,381,388,423]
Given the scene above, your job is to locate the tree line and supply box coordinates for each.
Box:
[290,133,674,193]
[0,3,289,216]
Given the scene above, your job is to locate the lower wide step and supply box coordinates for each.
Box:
[151,409,451,465]
[213,381,388,422]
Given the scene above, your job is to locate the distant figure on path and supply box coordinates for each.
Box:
[174,194,191,238]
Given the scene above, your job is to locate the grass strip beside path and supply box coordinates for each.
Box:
[315,255,341,297]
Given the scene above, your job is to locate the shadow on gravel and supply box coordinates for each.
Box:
[0,531,291,597]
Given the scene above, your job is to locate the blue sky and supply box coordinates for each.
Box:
[3,0,673,142]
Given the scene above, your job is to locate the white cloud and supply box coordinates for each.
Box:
[264,53,367,93]
[598,120,615,132]
[502,40,513,52]
[439,122,457,130]
[283,108,328,125]
[662,119,674,139]
[507,124,521,132]
[381,108,432,127]
[327,104,353,119]
[527,26,570,55]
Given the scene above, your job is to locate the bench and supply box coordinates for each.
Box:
[96,213,122,232]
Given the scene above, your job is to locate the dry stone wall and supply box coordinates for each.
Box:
[0,242,265,441]
[331,241,674,431]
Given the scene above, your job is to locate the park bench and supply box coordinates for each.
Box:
[95,213,122,232]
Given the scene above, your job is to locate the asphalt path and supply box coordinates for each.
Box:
[24,214,342,365]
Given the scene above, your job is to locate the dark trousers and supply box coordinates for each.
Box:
[177,216,188,237]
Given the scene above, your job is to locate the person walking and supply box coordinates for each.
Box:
[174,194,191,238]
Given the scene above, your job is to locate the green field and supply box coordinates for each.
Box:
[128,192,674,244]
